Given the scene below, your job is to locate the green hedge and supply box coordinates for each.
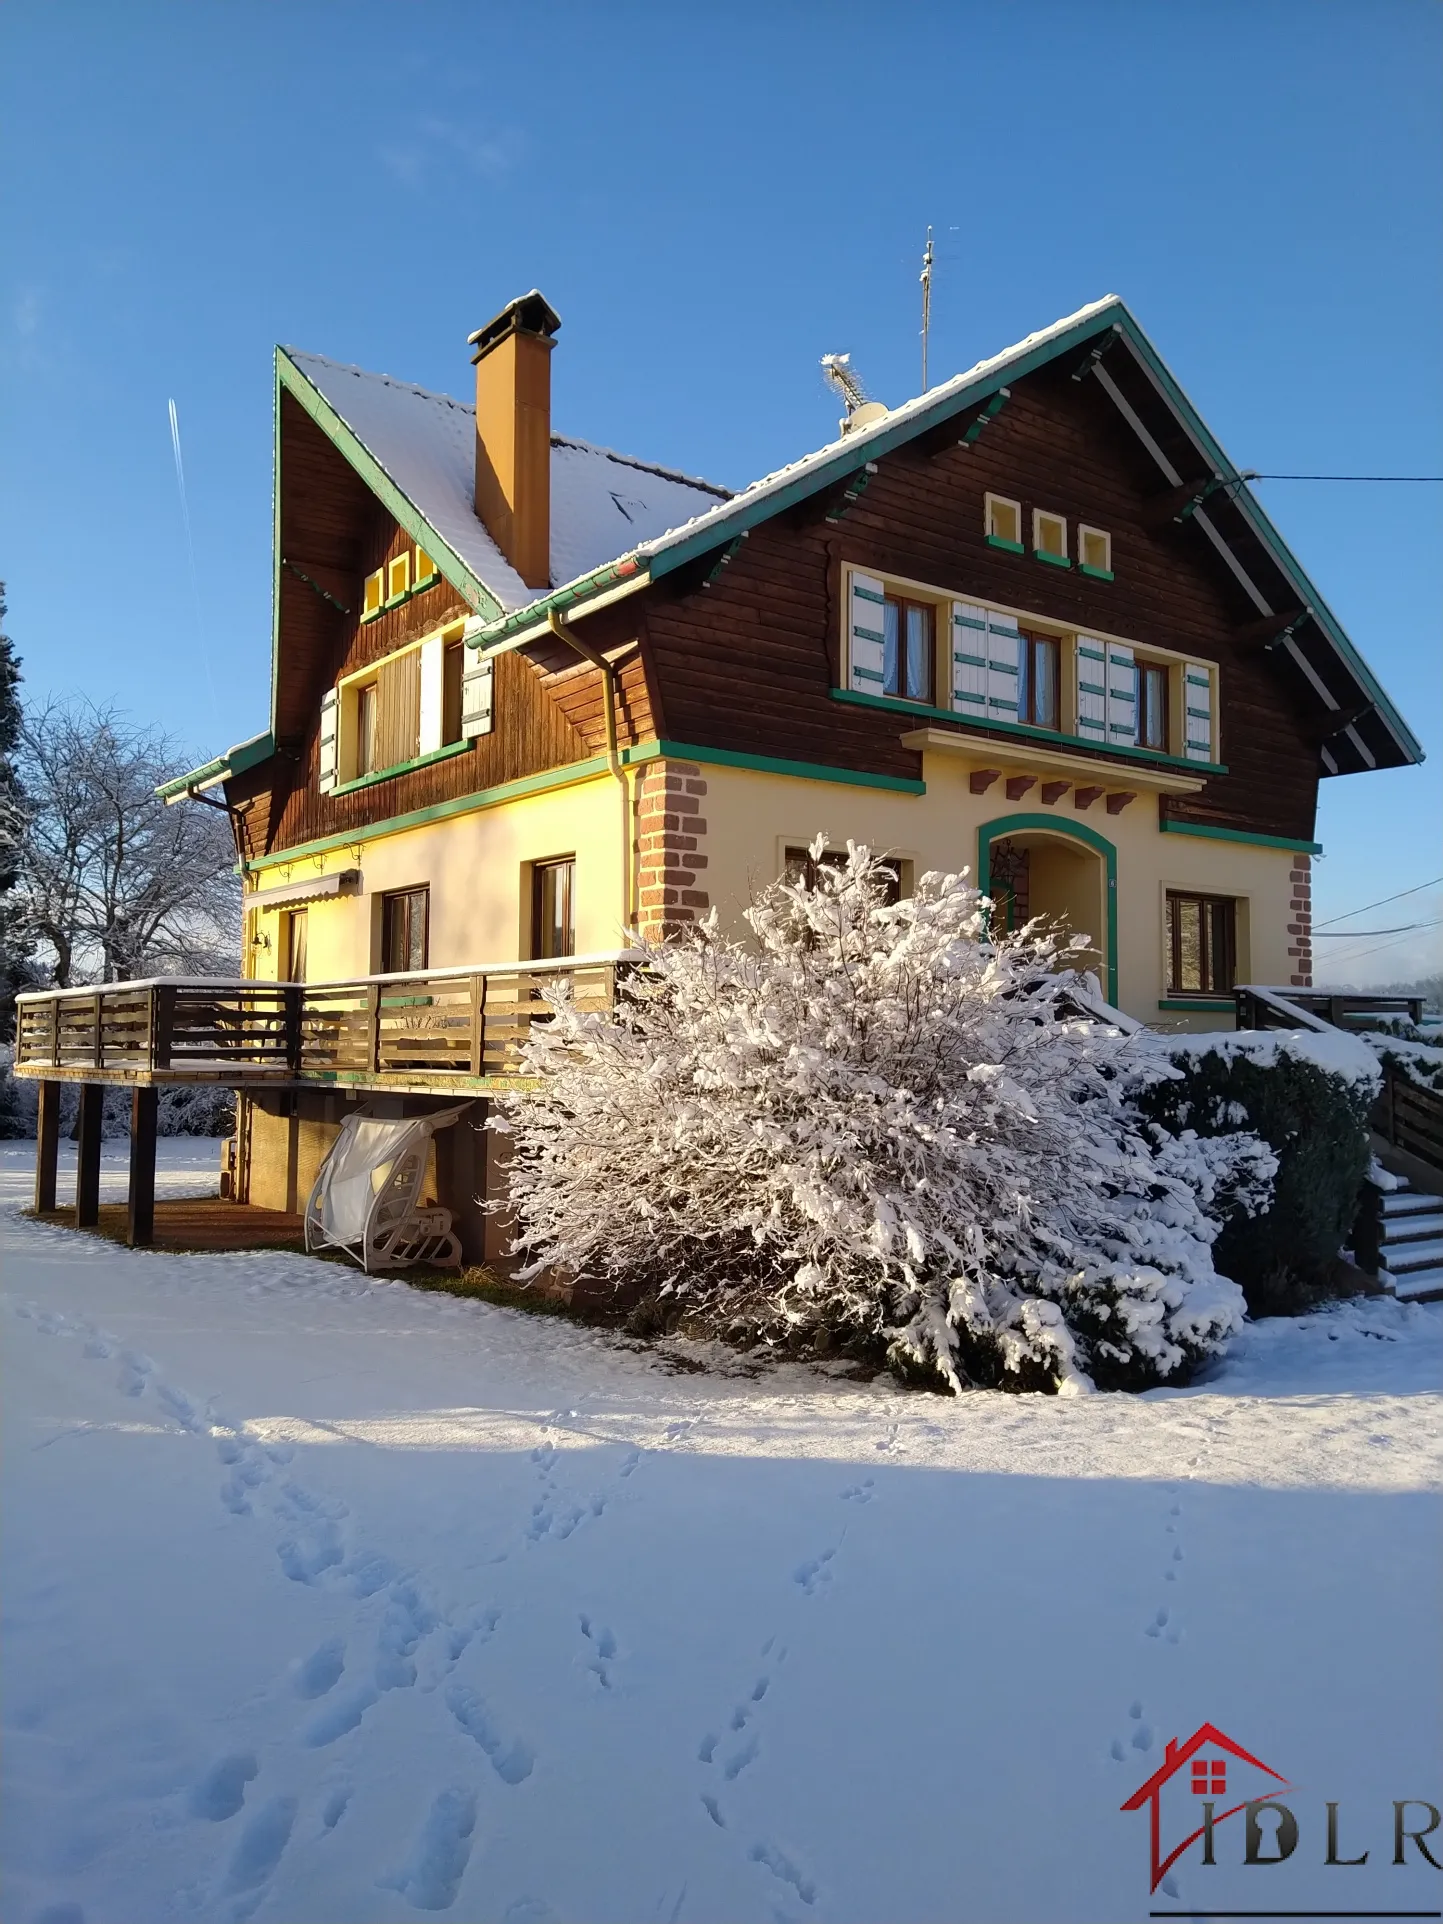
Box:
[1135,1032,1379,1316]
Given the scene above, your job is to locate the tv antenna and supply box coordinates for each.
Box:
[920,225,934,390]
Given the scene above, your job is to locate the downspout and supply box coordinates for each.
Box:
[544,609,636,935]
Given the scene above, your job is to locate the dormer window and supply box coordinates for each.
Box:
[985,494,1023,553]
[414,547,439,589]
[386,553,412,606]
[361,570,385,622]
[1033,511,1070,568]
[1078,525,1114,579]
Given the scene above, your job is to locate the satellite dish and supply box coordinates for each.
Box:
[844,400,889,434]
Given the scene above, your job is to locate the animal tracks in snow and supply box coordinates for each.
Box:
[382,1785,477,1913]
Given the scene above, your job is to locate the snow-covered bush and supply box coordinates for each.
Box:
[494,843,1272,1395]
[1133,1028,1379,1315]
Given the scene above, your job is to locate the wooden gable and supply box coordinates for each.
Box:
[639,354,1327,843]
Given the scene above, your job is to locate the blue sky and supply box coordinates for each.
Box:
[2,1,1439,983]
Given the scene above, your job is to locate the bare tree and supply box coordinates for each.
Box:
[15,699,240,986]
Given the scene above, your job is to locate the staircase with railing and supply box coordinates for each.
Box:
[1235,983,1443,1302]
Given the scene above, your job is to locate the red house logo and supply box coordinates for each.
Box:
[1122,1722,1289,1892]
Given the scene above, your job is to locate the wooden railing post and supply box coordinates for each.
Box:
[153,984,175,1072]
[92,991,105,1070]
[127,1086,158,1247]
[50,998,61,1068]
[75,1083,104,1228]
[368,981,382,1076]
[285,984,303,1073]
[469,972,485,1077]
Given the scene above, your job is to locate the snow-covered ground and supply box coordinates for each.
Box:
[3,1141,1440,1924]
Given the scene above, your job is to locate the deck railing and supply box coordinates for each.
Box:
[13,953,635,1089]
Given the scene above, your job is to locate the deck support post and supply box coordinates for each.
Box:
[75,1083,104,1228]
[34,1080,61,1213]
[128,1086,159,1247]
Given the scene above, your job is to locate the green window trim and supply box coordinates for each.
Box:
[1158,998,1235,1013]
[831,687,1227,776]
[976,812,1119,1009]
[1034,549,1072,569]
[985,534,1025,555]
[1078,563,1115,582]
[1158,819,1322,855]
[331,737,473,798]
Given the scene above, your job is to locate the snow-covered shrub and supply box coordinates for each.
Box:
[1133,1029,1379,1316]
[494,844,1272,1395]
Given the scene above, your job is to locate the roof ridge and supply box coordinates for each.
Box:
[285,348,730,496]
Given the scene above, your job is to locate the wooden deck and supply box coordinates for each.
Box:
[12,952,631,1091]
[32,1196,306,1254]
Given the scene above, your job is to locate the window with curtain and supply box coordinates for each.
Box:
[531,859,575,959]
[382,887,429,974]
[1138,661,1169,750]
[1017,632,1060,728]
[1166,892,1236,996]
[882,595,933,703]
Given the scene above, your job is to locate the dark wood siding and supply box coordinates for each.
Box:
[642,359,1323,842]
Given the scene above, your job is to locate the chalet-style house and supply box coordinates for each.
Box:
[16,290,1422,1261]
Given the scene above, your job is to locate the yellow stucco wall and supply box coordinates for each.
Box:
[243,752,1300,1032]
[246,770,633,982]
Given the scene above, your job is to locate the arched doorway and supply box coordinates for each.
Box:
[977,814,1118,1006]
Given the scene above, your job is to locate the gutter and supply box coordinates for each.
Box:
[475,555,650,654]
[156,729,276,804]
[544,609,635,929]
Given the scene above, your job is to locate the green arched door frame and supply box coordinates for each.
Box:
[976,813,1119,1008]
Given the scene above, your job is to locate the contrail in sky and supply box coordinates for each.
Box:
[168,397,219,722]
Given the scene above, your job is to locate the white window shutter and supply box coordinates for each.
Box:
[950,602,988,718]
[1105,643,1136,746]
[1076,638,1108,743]
[1184,662,1215,761]
[985,610,1021,721]
[847,571,887,692]
[318,687,339,793]
[418,636,444,754]
[460,645,495,739]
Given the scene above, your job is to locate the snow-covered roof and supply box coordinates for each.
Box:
[282,350,730,616]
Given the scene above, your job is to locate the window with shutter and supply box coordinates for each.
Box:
[1075,638,1108,743]
[847,571,888,692]
[460,645,495,739]
[950,603,988,718]
[1106,643,1137,746]
[1183,662,1215,761]
[318,687,340,793]
[418,636,445,756]
[984,611,1022,721]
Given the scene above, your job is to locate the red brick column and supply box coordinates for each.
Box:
[635,760,710,942]
[1287,854,1312,987]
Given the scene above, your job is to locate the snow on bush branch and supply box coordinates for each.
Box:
[494,843,1274,1394]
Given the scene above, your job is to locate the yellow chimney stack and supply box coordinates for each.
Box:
[468,290,561,592]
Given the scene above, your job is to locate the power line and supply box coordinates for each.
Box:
[1312,916,1443,969]
[1314,922,1435,937]
[1246,472,1443,482]
[1314,875,1443,930]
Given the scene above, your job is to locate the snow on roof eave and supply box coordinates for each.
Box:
[476,297,1127,647]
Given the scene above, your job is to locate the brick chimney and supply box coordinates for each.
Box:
[468,290,561,590]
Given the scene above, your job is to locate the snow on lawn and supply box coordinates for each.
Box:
[3,1142,1440,1924]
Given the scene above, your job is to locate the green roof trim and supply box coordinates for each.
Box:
[1159,819,1322,855]
[156,730,276,801]
[644,739,926,793]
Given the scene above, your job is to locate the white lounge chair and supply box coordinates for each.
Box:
[303,1105,472,1272]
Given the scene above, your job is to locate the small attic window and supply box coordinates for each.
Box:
[361,570,385,622]
[985,494,1023,553]
[413,546,439,589]
[1078,526,1113,579]
[385,553,412,605]
[1033,511,1070,568]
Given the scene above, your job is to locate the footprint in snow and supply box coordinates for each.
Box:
[189,1752,258,1821]
[319,1781,352,1832]
[579,1615,616,1687]
[446,1683,535,1784]
[793,1549,835,1596]
[748,1839,816,1907]
[723,1734,759,1781]
[381,1786,477,1913]
[840,1479,875,1504]
[293,1637,345,1699]
[1145,1607,1169,1638]
[222,1792,297,1902]
[701,1794,726,1828]
[618,1448,641,1478]
[303,1686,378,1748]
